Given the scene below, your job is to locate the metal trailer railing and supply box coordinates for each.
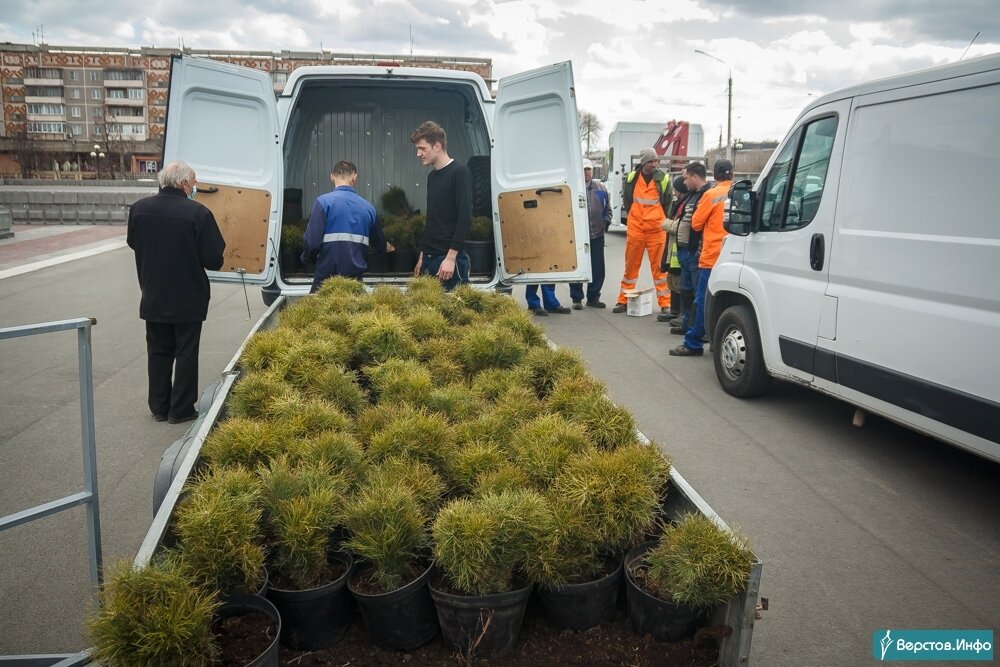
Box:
[0,318,101,667]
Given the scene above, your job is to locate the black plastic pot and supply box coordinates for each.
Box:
[216,594,282,667]
[219,566,270,603]
[367,249,390,274]
[266,550,354,650]
[624,540,703,642]
[389,248,419,273]
[464,239,495,275]
[348,561,439,650]
[280,246,301,274]
[537,557,623,631]
[429,574,532,660]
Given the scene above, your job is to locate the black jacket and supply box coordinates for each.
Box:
[126,187,226,323]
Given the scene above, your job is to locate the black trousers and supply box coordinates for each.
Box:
[145,321,202,420]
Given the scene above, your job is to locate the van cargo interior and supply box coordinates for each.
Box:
[277,78,495,285]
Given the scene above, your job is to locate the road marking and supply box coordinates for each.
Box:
[0,239,129,280]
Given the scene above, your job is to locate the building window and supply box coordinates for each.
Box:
[71,106,81,117]
[89,71,99,81]
[127,88,143,99]
[27,103,65,115]
[71,89,81,99]
[91,89,101,100]
[69,70,79,81]
[142,160,159,173]
[104,69,143,81]
[27,121,67,133]
[25,86,63,97]
[107,89,125,99]
[72,124,82,135]
[26,67,62,79]
[94,125,102,135]
[272,72,287,84]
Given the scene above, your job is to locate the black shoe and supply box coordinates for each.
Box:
[546,306,572,314]
[152,413,167,422]
[612,303,627,313]
[586,300,607,309]
[669,345,703,357]
[670,326,686,335]
[532,307,549,316]
[572,301,583,310]
[656,313,673,322]
[168,412,198,424]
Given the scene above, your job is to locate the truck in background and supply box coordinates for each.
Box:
[606,120,704,232]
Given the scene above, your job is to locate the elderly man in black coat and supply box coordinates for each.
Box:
[126,160,226,424]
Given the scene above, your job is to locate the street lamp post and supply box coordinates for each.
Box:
[90,144,105,179]
[695,49,733,161]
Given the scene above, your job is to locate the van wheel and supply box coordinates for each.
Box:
[713,304,770,398]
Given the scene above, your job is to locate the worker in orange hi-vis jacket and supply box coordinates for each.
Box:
[612,147,673,314]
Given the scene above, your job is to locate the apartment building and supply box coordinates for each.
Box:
[0,42,492,177]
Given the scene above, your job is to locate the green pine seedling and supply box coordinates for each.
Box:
[645,513,754,609]
[201,417,293,469]
[344,480,429,592]
[87,559,221,666]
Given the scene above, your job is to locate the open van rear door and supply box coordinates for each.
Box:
[493,62,591,284]
[164,56,281,285]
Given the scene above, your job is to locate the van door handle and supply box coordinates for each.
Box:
[810,233,825,271]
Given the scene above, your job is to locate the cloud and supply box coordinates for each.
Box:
[0,0,996,146]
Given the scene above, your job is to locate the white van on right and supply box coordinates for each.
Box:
[706,52,1000,463]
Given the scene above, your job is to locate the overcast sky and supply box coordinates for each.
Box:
[2,1,997,149]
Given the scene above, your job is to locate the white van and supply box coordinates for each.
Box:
[707,52,1000,463]
[162,56,592,302]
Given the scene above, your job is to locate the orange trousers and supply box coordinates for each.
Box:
[617,226,671,308]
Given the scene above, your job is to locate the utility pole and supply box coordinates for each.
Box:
[695,49,733,160]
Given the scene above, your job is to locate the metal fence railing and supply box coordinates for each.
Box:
[0,317,101,667]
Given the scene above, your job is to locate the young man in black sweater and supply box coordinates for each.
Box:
[410,121,471,290]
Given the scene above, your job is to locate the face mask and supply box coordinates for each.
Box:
[187,185,197,200]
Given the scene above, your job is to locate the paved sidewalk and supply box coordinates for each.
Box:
[0,224,127,274]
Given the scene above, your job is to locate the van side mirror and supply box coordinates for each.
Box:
[725,179,755,236]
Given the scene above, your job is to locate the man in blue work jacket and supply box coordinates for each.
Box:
[302,160,391,292]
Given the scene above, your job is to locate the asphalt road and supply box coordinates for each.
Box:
[1,231,997,665]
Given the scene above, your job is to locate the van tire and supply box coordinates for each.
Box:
[467,155,492,217]
[713,304,770,398]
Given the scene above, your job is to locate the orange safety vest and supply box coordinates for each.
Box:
[627,172,668,234]
[692,179,732,269]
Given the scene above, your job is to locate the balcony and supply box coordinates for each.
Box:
[23,77,63,86]
[109,113,146,123]
[104,93,145,106]
[25,96,65,104]
[103,78,144,88]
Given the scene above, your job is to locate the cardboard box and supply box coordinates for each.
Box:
[625,287,654,317]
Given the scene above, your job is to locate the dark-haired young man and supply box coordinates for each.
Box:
[410,120,471,290]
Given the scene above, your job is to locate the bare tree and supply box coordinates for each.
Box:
[99,99,143,178]
[578,110,603,154]
[5,124,44,177]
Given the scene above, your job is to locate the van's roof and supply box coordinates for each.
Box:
[808,50,1000,109]
[283,65,493,99]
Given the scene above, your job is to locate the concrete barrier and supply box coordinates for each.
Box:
[0,208,12,239]
[0,186,156,225]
